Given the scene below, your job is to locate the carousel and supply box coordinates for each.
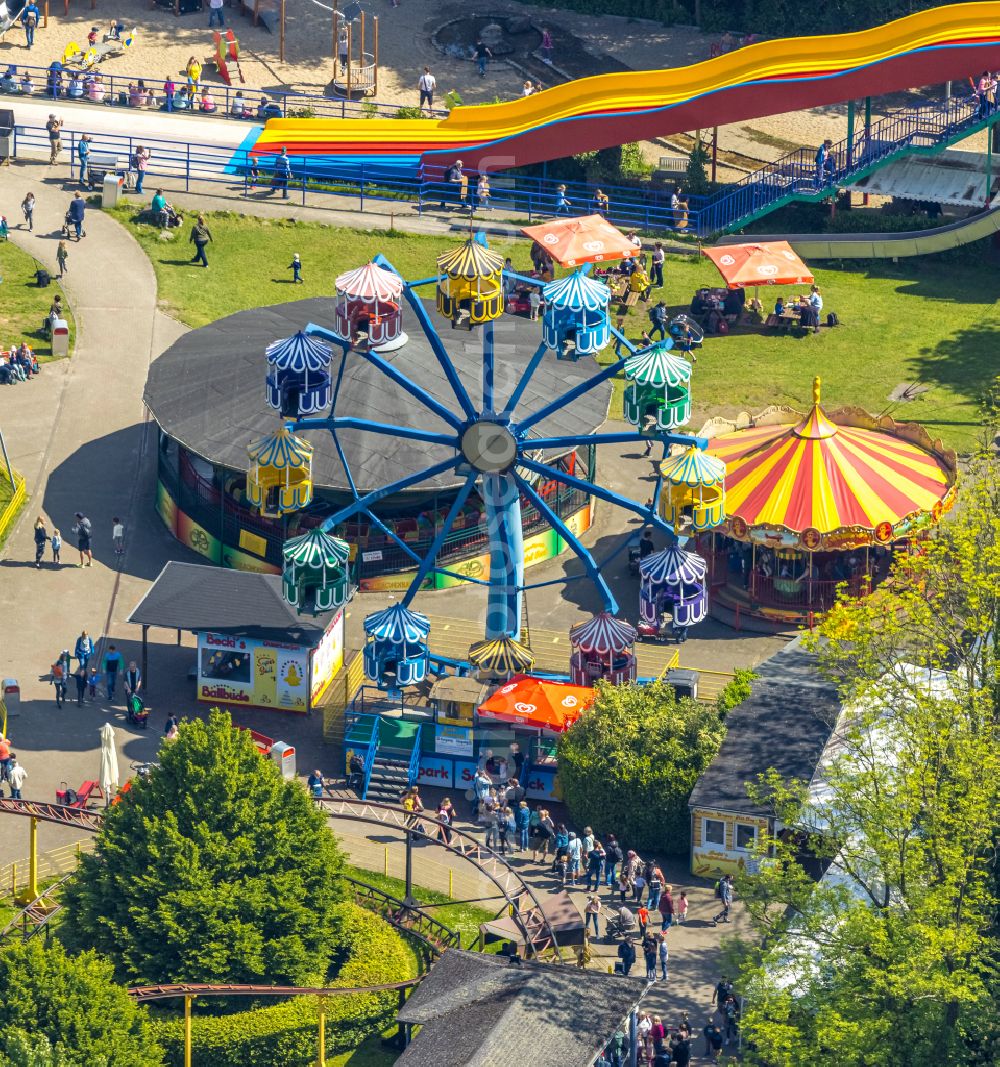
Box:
[698,377,958,626]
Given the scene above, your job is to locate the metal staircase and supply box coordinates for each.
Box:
[701,95,1000,237]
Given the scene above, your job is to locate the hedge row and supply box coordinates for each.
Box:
[154,903,413,1067]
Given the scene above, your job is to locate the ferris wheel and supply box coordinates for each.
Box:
[246,238,725,688]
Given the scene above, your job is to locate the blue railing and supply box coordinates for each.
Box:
[360,716,380,801]
[407,725,423,788]
[344,710,381,800]
[0,61,447,120]
[698,94,993,234]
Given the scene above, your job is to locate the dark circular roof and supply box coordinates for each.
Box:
[144,297,612,493]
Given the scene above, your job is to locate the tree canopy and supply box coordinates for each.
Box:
[556,677,743,854]
[0,940,162,1067]
[730,457,1000,1066]
[62,709,347,987]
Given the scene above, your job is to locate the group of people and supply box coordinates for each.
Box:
[0,735,28,800]
[32,511,99,568]
[0,341,39,385]
[769,284,824,332]
[50,629,140,707]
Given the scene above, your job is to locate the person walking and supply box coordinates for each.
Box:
[102,644,123,701]
[72,511,92,564]
[51,652,69,707]
[473,39,492,78]
[67,193,86,241]
[712,874,734,925]
[46,114,63,164]
[133,145,150,194]
[190,215,212,267]
[73,665,87,706]
[76,134,93,184]
[7,756,26,800]
[540,28,553,64]
[585,894,602,938]
[20,0,40,49]
[270,147,292,199]
[676,890,688,925]
[288,253,303,283]
[208,0,225,27]
[585,840,605,891]
[616,936,636,977]
[112,516,125,555]
[74,630,94,669]
[418,67,436,112]
[642,932,657,980]
[124,661,141,701]
[50,527,62,564]
[659,883,675,930]
[20,192,35,232]
[604,833,623,887]
[657,932,669,980]
[337,29,349,73]
[650,241,664,288]
[33,516,48,567]
[56,240,69,278]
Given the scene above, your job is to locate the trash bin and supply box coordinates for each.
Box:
[2,678,20,718]
[666,668,699,701]
[270,741,296,780]
[102,172,123,208]
[51,318,70,358]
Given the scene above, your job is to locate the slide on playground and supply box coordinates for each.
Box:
[251,2,1000,178]
[720,202,1000,259]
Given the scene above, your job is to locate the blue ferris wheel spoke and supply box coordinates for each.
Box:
[500,341,548,419]
[362,507,423,565]
[319,456,460,532]
[524,430,707,451]
[482,320,495,412]
[515,357,632,436]
[292,416,458,449]
[305,323,463,432]
[608,322,641,356]
[373,253,479,424]
[402,472,478,607]
[521,524,639,593]
[518,457,672,536]
[515,473,617,615]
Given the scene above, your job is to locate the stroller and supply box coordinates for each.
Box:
[126,691,149,728]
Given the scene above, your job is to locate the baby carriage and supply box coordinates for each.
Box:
[126,691,149,728]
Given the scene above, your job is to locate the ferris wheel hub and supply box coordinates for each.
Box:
[460,420,518,474]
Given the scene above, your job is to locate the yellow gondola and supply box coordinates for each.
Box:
[246,426,314,518]
[436,240,504,330]
[659,446,726,531]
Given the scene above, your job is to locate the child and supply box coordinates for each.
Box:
[112,516,125,555]
[289,253,303,284]
[676,890,688,924]
[774,295,785,317]
[56,240,69,277]
[87,666,99,701]
[528,287,541,321]
[87,26,98,46]
[50,528,61,564]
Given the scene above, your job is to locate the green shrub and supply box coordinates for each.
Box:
[154,903,412,1067]
[685,142,711,195]
[393,106,429,119]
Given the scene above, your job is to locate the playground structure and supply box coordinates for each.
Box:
[243,234,721,687]
[332,0,378,99]
[213,29,244,86]
[251,2,1000,187]
[62,28,136,71]
[699,377,958,627]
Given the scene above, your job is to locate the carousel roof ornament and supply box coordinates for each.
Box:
[542,270,612,311]
[660,446,727,487]
[335,262,404,302]
[569,612,637,655]
[623,343,693,388]
[639,545,708,586]
[363,603,431,643]
[248,426,314,473]
[437,240,504,280]
[707,376,957,539]
[468,635,535,675]
[265,331,333,372]
[282,527,351,569]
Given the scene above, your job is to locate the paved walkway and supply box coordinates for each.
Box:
[0,156,758,1045]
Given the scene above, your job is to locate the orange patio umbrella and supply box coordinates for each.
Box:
[520,215,637,267]
[477,674,594,732]
[702,241,814,289]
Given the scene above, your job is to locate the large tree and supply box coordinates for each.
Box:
[0,940,162,1066]
[62,709,347,987]
[556,676,747,854]
[730,456,1000,1066]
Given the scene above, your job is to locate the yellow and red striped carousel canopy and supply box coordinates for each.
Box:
[707,378,957,543]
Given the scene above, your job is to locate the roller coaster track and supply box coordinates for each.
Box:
[344,876,461,954]
[127,978,422,1003]
[315,797,565,961]
[0,797,104,832]
[0,872,73,942]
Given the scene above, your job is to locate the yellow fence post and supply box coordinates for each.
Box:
[449,868,453,899]
[316,998,327,1067]
[10,861,16,898]
[384,845,389,877]
[184,994,194,1067]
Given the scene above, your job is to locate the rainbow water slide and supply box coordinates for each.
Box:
[252,3,1000,178]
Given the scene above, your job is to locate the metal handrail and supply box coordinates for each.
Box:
[343,875,461,952]
[406,725,422,788]
[361,716,381,801]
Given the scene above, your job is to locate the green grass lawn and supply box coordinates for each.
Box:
[109,207,997,453]
[0,240,74,362]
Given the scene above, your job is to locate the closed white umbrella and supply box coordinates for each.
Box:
[99,722,119,805]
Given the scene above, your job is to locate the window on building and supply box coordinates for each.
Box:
[703,818,726,846]
[735,823,757,851]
